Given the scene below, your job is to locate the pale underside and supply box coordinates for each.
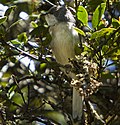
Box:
[49,22,78,65]
[49,22,82,120]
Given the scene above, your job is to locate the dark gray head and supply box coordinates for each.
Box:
[48,6,75,23]
[45,6,75,26]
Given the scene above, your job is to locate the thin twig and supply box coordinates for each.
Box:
[10,100,22,108]
[44,0,56,6]
[9,42,39,61]
[17,75,35,82]
[75,0,78,11]
[1,37,39,61]
[12,75,27,105]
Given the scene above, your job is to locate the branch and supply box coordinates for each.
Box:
[1,37,39,61]
[8,42,39,61]
[75,0,78,11]
[12,75,27,105]
[43,0,56,6]
[17,75,36,82]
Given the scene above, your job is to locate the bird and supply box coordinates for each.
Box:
[45,5,83,121]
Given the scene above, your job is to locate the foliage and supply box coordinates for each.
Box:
[0,0,120,125]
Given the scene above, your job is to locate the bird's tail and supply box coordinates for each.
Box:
[72,87,83,120]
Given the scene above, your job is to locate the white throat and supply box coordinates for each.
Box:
[45,14,58,26]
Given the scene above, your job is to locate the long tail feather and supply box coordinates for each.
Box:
[72,87,83,120]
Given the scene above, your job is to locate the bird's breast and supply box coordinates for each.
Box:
[49,22,77,65]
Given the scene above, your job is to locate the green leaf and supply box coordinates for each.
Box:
[40,63,47,70]
[77,6,88,25]
[18,32,28,43]
[74,27,86,36]
[0,16,7,25]
[10,92,24,111]
[101,72,115,79]
[108,48,120,60]
[4,6,16,17]
[31,21,38,28]
[74,43,82,55]
[91,28,116,39]
[92,3,106,29]
[112,18,120,28]
[10,40,22,46]
[44,111,68,125]
[88,0,106,11]
[102,45,109,54]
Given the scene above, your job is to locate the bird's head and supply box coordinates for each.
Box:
[45,5,75,26]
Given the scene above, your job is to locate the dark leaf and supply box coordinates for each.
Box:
[0,16,7,25]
